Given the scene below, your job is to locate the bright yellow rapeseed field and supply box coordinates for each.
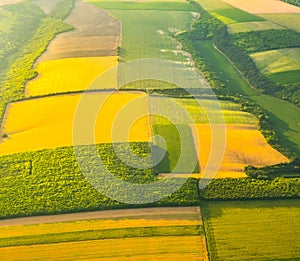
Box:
[26,56,118,97]
[0,92,151,155]
[192,124,289,178]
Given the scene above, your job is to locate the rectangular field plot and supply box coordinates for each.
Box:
[149,97,258,125]
[228,21,284,33]
[0,92,151,155]
[194,0,232,11]
[250,48,300,75]
[106,9,195,62]
[0,236,208,261]
[210,8,263,25]
[192,124,289,178]
[203,200,300,260]
[26,57,118,97]
[257,13,300,32]
[0,207,202,239]
[38,1,121,62]
[220,0,300,14]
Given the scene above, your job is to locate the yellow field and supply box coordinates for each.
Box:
[0,236,207,261]
[26,56,118,97]
[0,92,151,155]
[220,0,300,14]
[0,217,200,239]
[192,124,289,178]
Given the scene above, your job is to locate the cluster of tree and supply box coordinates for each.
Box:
[281,0,300,7]
[0,144,200,219]
[231,29,300,53]
[245,160,300,179]
[199,178,300,200]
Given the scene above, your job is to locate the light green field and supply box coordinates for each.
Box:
[210,8,263,25]
[228,21,284,33]
[257,13,300,32]
[203,200,300,260]
[250,48,300,75]
[194,0,232,11]
[108,9,194,62]
[150,97,258,125]
[89,1,196,11]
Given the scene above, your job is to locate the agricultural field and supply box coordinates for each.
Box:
[0,206,208,260]
[192,124,289,178]
[210,8,263,25]
[220,0,300,13]
[0,236,207,261]
[250,48,300,83]
[0,0,22,6]
[227,21,284,34]
[0,92,151,155]
[92,3,195,62]
[149,97,258,125]
[203,200,300,260]
[257,13,300,32]
[90,1,196,11]
[38,0,121,62]
[26,56,118,96]
[190,36,300,155]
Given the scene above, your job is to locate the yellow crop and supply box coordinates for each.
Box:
[192,124,289,178]
[0,236,208,261]
[26,56,118,97]
[0,92,151,155]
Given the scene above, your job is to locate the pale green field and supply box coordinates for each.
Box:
[204,200,300,260]
[257,13,300,32]
[250,48,300,74]
[108,9,194,62]
[228,21,284,33]
[194,0,232,11]
[150,97,258,125]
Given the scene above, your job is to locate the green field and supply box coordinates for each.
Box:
[91,1,196,11]
[190,40,300,155]
[210,8,263,25]
[250,48,300,75]
[258,13,300,32]
[228,21,284,34]
[108,9,194,61]
[152,124,199,173]
[268,70,300,84]
[149,96,258,125]
[203,200,300,260]
[194,0,232,11]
